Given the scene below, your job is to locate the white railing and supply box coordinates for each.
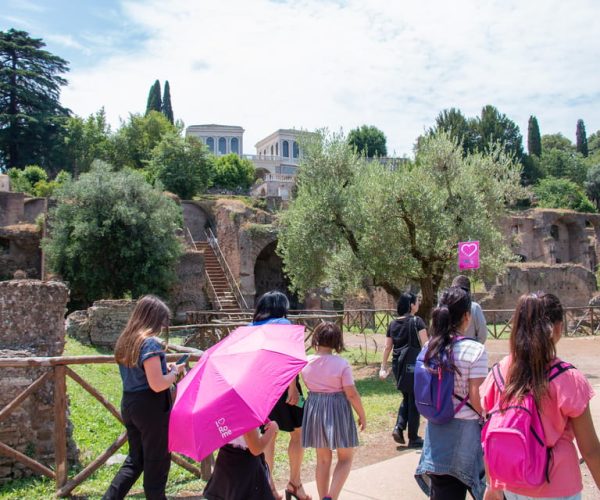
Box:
[205,228,249,311]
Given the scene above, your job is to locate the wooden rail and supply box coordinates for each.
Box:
[0,352,207,498]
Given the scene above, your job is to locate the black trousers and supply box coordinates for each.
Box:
[103,389,172,500]
[429,474,468,500]
[395,390,420,440]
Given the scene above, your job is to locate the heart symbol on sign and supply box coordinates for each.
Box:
[216,417,226,426]
[461,243,478,257]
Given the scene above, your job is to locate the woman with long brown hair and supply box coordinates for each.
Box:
[481,293,600,500]
[103,295,185,500]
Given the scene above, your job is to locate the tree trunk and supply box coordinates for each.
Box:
[419,275,435,325]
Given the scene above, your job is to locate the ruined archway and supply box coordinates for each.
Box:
[253,240,300,309]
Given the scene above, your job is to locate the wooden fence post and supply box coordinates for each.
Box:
[54,365,68,493]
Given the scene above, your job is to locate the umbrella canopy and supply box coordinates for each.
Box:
[168,323,307,461]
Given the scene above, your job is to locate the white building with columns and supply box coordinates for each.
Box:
[185,124,244,156]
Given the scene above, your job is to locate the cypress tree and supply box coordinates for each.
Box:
[576,119,588,157]
[161,80,174,124]
[145,80,162,115]
[527,115,542,157]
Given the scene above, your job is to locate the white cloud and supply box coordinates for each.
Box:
[60,0,600,155]
[45,34,90,54]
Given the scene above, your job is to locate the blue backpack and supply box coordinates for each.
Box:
[414,337,475,424]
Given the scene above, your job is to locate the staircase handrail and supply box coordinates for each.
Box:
[185,226,198,251]
[205,227,250,310]
[186,226,221,310]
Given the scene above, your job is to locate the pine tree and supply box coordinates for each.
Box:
[576,119,588,157]
[161,80,174,124]
[0,29,69,171]
[527,116,542,157]
[145,80,162,115]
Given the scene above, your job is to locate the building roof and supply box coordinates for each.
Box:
[186,124,244,134]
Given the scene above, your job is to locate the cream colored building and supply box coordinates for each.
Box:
[250,129,302,175]
[0,174,9,192]
[185,124,244,156]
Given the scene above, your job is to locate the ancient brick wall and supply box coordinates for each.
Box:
[0,192,25,226]
[0,280,77,483]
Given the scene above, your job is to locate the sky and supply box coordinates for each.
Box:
[1,0,600,157]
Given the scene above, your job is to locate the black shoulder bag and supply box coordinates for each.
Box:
[392,316,421,393]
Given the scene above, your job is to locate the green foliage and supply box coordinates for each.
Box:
[43,162,183,308]
[278,130,524,320]
[0,29,69,172]
[540,149,588,184]
[474,105,524,160]
[588,131,600,157]
[542,133,573,152]
[146,79,162,115]
[585,163,600,210]
[6,165,70,197]
[161,80,174,124]
[527,115,542,157]
[431,108,476,155]
[148,133,212,199]
[62,108,112,176]
[212,153,255,190]
[110,111,179,169]
[533,177,595,213]
[576,119,588,157]
[347,125,387,157]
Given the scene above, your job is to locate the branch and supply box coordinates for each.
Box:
[396,197,424,261]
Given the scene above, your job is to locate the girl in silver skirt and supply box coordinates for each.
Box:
[301,322,366,500]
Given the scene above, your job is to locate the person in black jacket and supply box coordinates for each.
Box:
[379,293,428,447]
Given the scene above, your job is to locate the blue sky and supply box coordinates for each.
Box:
[1,0,599,156]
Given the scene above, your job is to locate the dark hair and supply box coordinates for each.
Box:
[253,290,290,323]
[503,292,557,407]
[540,292,563,325]
[397,292,418,316]
[451,275,471,293]
[424,287,472,373]
[311,322,344,353]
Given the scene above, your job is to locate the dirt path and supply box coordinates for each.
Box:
[274,334,600,497]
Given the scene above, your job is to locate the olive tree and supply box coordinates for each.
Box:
[278,131,524,321]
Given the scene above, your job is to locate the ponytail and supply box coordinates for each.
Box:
[424,287,471,373]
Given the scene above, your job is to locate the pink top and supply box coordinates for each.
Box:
[480,356,595,497]
[301,353,354,393]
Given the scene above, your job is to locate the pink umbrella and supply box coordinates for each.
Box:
[168,323,307,461]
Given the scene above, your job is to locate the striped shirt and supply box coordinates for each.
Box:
[452,339,488,419]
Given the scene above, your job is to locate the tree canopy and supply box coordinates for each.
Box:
[541,133,573,152]
[347,125,387,157]
[162,81,174,124]
[43,162,183,308]
[576,119,588,157]
[0,29,69,172]
[534,177,595,213]
[430,108,476,155]
[110,111,179,169]
[146,80,162,115]
[527,116,542,157]
[212,153,255,190]
[278,131,524,321]
[148,133,212,199]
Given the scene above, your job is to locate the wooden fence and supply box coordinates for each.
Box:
[0,351,209,498]
[184,306,600,340]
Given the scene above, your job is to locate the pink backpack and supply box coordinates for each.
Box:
[481,360,574,488]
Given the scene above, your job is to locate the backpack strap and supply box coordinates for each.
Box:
[491,362,505,391]
[453,393,482,417]
[548,361,575,382]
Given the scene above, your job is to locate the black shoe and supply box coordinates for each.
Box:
[392,427,405,444]
[407,437,424,448]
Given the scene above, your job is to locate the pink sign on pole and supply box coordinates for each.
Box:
[458,241,480,270]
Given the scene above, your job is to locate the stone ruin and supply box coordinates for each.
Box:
[0,192,45,281]
[0,280,77,483]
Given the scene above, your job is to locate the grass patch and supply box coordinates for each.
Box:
[1,341,400,498]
